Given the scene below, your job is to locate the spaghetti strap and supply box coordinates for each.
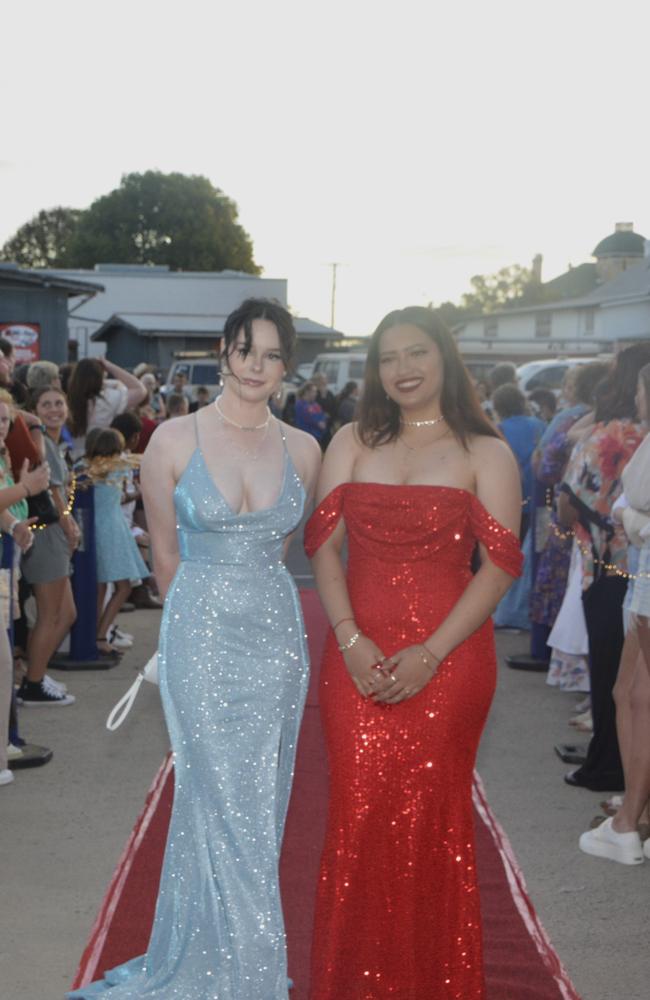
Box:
[277,417,288,450]
[193,410,200,447]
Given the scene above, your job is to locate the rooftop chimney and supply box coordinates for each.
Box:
[531,253,543,283]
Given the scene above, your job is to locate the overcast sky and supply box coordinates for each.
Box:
[3,0,649,335]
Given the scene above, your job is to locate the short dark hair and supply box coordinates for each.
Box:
[222,298,297,373]
[492,383,527,419]
[166,392,189,416]
[528,387,557,416]
[488,362,517,392]
[111,410,142,440]
[86,427,124,459]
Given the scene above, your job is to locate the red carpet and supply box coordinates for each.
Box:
[72,590,580,999]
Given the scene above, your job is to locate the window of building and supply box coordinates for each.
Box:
[535,313,552,338]
[583,309,595,335]
[483,318,498,338]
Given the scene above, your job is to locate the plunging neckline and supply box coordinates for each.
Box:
[184,445,293,519]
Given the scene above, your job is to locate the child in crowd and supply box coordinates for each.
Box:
[86,429,149,655]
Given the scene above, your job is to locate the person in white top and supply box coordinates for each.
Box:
[67,358,147,459]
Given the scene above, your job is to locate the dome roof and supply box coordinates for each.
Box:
[592,227,646,258]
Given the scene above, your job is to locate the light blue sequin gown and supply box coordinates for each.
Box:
[68,420,309,1000]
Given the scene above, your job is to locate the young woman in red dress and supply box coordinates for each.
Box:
[304,307,523,1000]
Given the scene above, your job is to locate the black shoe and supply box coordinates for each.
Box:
[564,768,625,791]
[555,743,587,765]
[16,679,76,707]
[506,655,550,672]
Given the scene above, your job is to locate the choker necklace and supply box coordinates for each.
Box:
[215,397,271,432]
[402,414,445,428]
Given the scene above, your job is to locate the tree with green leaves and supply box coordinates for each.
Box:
[0,207,82,268]
[68,171,260,273]
[430,262,549,326]
[460,263,535,313]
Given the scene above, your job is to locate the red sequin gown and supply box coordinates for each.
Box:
[304,484,522,1000]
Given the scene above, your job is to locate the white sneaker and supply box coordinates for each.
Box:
[579,817,644,865]
[43,674,67,695]
[6,743,24,760]
[0,768,14,786]
[114,626,134,642]
[644,838,650,861]
[108,625,133,649]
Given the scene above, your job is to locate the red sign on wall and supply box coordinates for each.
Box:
[0,323,41,363]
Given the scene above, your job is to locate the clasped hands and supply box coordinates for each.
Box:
[342,634,440,705]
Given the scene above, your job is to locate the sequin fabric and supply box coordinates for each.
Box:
[304,483,522,1000]
[68,431,308,1000]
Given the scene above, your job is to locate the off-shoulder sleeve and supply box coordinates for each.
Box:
[469,495,523,578]
[304,485,345,558]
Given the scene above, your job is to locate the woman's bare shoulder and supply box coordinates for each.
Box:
[467,433,513,466]
[146,415,194,449]
[329,420,363,454]
[142,416,196,478]
[281,420,321,466]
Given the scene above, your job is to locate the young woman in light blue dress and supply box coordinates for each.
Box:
[68,298,320,999]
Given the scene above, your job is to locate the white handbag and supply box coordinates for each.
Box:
[106,652,159,731]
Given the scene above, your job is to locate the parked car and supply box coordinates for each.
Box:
[163,354,221,402]
[310,352,367,395]
[295,362,314,381]
[516,356,612,396]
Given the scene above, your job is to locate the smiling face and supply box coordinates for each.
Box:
[35,388,68,433]
[378,323,443,412]
[224,317,286,402]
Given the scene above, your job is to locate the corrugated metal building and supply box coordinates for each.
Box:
[0,264,103,363]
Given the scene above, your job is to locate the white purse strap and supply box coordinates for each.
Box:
[105,653,159,731]
[106,673,145,731]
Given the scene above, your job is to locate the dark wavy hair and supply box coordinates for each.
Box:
[594,342,650,423]
[67,358,104,437]
[573,361,612,406]
[221,298,297,374]
[357,306,499,448]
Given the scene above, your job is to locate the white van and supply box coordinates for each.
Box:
[163,353,221,402]
[311,352,367,395]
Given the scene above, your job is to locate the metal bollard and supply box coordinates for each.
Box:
[51,476,118,671]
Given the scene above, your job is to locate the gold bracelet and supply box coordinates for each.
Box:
[338,631,361,652]
[421,644,442,672]
[332,616,355,633]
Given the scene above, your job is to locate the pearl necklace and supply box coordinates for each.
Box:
[402,414,445,428]
[215,397,271,432]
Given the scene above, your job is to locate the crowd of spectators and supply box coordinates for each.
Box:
[0,349,174,787]
[477,350,650,866]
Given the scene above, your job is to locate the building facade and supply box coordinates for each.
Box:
[456,224,650,368]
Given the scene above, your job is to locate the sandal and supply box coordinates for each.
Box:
[97,637,122,658]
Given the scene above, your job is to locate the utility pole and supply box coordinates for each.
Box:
[329,262,339,329]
